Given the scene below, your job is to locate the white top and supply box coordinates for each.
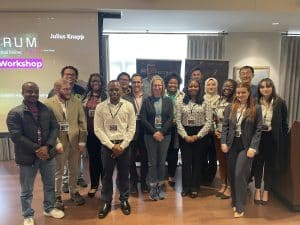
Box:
[132,94,143,115]
[236,106,246,132]
[94,98,136,150]
[260,99,273,130]
[176,100,212,138]
[215,98,230,132]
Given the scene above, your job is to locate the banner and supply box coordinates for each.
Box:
[185,59,229,93]
[136,59,182,80]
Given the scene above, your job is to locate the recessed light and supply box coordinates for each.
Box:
[272,22,280,25]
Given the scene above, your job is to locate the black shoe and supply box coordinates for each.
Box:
[261,200,268,205]
[181,191,189,197]
[70,192,85,205]
[254,199,262,205]
[54,196,65,211]
[220,193,231,199]
[77,178,88,188]
[98,202,111,219]
[120,201,131,215]
[62,183,69,193]
[168,180,176,187]
[141,182,149,193]
[216,191,223,197]
[88,188,97,198]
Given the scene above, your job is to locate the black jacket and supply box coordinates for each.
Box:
[6,101,59,165]
[267,97,289,170]
[221,104,262,152]
[140,96,173,135]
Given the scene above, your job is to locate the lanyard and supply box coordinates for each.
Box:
[108,102,123,119]
[189,102,197,115]
[236,106,246,124]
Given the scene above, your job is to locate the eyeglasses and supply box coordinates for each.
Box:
[119,78,129,82]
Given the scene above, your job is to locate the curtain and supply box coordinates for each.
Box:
[0,137,15,160]
[279,36,300,126]
[187,35,225,59]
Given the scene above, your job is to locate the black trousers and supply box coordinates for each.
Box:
[201,133,217,184]
[101,145,130,203]
[129,135,148,184]
[253,131,275,191]
[86,132,103,189]
[227,137,253,213]
[180,126,208,193]
[166,126,179,178]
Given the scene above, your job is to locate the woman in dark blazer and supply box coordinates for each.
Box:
[221,82,262,218]
[253,78,288,205]
[140,75,173,201]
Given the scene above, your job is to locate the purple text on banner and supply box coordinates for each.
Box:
[0,58,43,69]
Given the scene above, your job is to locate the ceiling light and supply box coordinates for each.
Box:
[272,22,280,26]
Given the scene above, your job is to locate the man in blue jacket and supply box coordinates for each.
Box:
[6,82,64,225]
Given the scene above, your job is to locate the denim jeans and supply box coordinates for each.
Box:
[144,134,171,186]
[19,157,56,218]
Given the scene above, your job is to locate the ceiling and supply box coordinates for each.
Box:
[103,9,300,34]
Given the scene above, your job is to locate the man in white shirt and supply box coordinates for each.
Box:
[94,80,136,219]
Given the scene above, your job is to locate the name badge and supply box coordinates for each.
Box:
[235,130,242,137]
[187,119,195,126]
[59,122,69,132]
[155,115,162,126]
[88,109,95,117]
[109,124,117,131]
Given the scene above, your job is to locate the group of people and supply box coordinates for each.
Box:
[6,64,288,225]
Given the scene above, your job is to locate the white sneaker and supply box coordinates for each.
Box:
[23,217,34,225]
[43,208,65,219]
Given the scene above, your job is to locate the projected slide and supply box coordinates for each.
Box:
[0,13,99,132]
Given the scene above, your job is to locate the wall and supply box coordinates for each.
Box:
[225,32,281,88]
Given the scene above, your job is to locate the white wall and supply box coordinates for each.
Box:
[225,32,281,87]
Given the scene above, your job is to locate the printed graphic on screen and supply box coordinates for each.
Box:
[136,59,182,80]
[0,13,99,132]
